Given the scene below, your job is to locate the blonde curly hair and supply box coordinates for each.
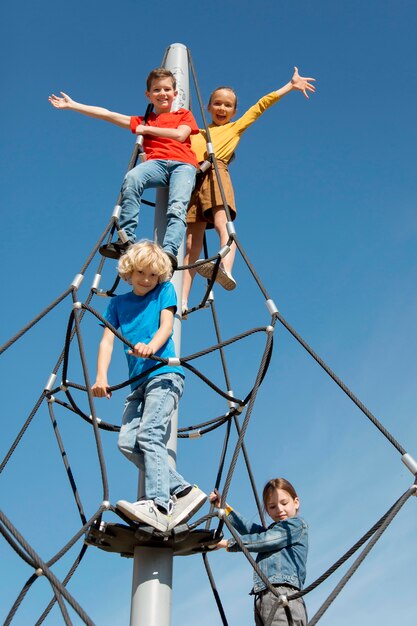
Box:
[118,240,172,284]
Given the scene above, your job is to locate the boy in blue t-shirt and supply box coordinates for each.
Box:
[92,240,206,532]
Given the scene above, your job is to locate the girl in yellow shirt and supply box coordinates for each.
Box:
[182,67,315,315]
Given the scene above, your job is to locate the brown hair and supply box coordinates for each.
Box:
[208,86,238,111]
[146,68,176,91]
[262,477,299,510]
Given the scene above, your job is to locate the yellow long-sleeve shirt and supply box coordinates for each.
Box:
[191,91,281,163]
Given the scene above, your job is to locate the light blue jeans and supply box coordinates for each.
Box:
[120,159,196,256]
[118,372,189,512]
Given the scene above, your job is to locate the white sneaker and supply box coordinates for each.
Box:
[116,499,170,532]
[167,486,207,531]
[196,260,236,291]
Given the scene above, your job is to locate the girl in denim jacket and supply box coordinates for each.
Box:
[210,478,308,626]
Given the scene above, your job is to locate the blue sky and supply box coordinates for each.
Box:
[1,0,417,624]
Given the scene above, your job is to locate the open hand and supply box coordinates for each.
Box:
[48,91,74,109]
[291,67,316,99]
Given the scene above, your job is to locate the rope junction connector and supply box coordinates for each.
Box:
[226,221,236,236]
[72,301,82,310]
[219,245,230,259]
[279,594,289,607]
[401,453,417,476]
[91,274,101,291]
[44,373,57,392]
[101,500,111,510]
[47,395,55,403]
[35,568,43,577]
[117,228,129,243]
[189,431,202,439]
[216,508,226,520]
[207,291,214,303]
[265,325,274,334]
[206,142,214,156]
[71,274,84,290]
[227,392,239,410]
[168,357,181,367]
[265,299,279,315]
[60,384,68,392]
[112,204,122,219]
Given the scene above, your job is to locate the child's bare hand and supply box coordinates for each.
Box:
[48,92,74,109]
[129,342,154,358]
[91,381,112,399]
[291,67,316,99]
[215,539,229,550]
[209,490,222,508]
[134,124,147,135]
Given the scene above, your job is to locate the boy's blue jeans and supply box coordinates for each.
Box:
[120,159,196,256]
[118,372,189,512]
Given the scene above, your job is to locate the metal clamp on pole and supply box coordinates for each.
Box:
[219,245,230,259]
[136,135,147,163]
[112,204,122,219]
[91,274,101,292]
[226,221,236,237]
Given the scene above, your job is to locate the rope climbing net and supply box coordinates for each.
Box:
[1,47,416,626]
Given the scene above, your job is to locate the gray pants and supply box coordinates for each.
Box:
[254,586,307,626]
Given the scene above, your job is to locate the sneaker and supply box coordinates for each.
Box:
[164,251,178,272]
[116,499,170,532]
[99,239,132,260]
[167,486,207,531]
[195,260,236,291]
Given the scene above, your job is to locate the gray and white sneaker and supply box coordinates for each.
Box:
[116,499,171,532]
[195,260,236,291]
[167,486,207,531]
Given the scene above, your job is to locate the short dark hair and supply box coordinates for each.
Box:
[146,68,176,91]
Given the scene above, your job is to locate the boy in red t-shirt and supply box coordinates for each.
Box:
[49,68,198,268]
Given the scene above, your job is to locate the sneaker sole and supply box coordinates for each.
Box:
[196,261,236,291]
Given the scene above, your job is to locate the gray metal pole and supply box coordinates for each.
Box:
[130,43,189,626]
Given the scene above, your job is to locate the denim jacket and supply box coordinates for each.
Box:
[226,510,308,593]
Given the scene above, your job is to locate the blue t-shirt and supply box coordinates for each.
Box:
[103,281,183,389]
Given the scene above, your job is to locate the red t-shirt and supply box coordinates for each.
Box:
[130,109,199,167]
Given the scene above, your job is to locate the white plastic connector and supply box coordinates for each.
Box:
[227,391,239,410]
[91,274,101,291]
[189,431,202,439]
[217,508,226,520]
[265,299,279,315]
[35,568,43,577]
[168,357,181,366]
[219,245,230,259]
[117,228,129,243]
[207,290,215,303]
[112,204,122,219]
[44,373,57,392]
[265,325,274,334]
[401,453,417,476]
[71,274,84,289]
[226,221,236,236]
[279,594,289,607]
[101,500,111,510]
[206,142,214,156]
[47,395,55,403]
[72,301,82,310]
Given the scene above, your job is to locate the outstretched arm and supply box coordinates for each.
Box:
[48,91,131,128]
[275,67,316,100]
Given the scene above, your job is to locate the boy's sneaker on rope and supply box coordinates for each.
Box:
[99,239,133,260]
[195,260,236,291]
[167,485,207,531]
[116,499,171,532]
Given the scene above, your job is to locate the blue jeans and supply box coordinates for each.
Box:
[118,373,189,512]
[120,159,196,256]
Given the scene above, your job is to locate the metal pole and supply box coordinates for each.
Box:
[130,42,189,626]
